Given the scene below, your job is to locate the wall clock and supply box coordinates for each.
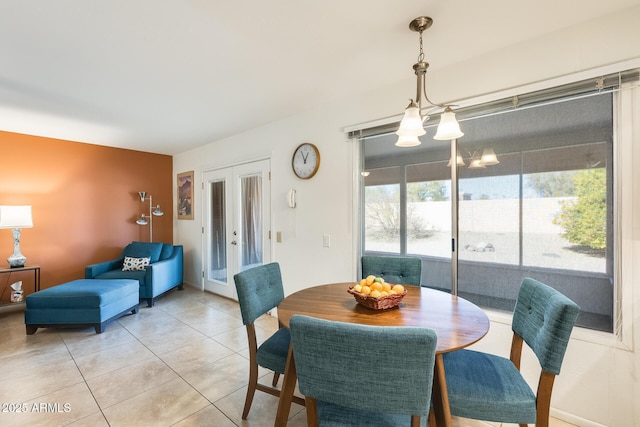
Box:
[292,142,320,179]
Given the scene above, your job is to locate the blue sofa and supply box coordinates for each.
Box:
[85,241,184,307]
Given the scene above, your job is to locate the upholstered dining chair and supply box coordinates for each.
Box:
[361,255,422,286]
[290,314,437,427]
[442,277,580,427]
[233,262,304,419]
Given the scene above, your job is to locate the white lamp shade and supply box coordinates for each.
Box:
[434,108,464,140]
[136,215,149,225]
[396,103,426,138]
[395,134,422,147]
[0,206,33,228]
[480,148,500,165]
[447,154,466,168]
[468,158,486,169]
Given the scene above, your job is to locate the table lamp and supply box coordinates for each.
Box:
[0,205,34,268]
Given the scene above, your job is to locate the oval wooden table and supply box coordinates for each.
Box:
[274,282,490,427]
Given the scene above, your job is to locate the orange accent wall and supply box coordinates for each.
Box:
[0,131,173,291]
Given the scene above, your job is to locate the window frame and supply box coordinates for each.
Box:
[351,66,639,347]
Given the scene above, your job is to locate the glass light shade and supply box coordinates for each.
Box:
[0,206,33,229]
[395,134,421,147]
[447,154,465,168]
[396,102,426,138]
[434,108,464,140]
[152,205,164,216]
[468,158,486,169]
[480,148,500,165]
[136,215,148,225]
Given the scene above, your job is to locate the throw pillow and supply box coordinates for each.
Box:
[122,256,150,271]
[123,241,163,263]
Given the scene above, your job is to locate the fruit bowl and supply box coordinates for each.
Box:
[347,285,407,310]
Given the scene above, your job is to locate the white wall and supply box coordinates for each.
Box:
[174,7,640,426]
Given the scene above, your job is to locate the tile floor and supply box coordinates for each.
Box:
[0,286,577,427]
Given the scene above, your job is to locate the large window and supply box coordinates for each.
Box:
[360,76,630,333]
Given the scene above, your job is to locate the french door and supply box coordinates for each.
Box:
[202,159,271,299]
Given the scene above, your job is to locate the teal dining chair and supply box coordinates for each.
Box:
[442,277,580,427]
[233,262,304,419]
[361,255,422,286]
[289,314,437,426]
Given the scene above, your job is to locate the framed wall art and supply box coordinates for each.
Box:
[177,171,194,219]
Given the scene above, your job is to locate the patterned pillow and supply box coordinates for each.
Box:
[122,256,150,271]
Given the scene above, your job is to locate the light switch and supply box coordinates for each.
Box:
[323,234,330,247]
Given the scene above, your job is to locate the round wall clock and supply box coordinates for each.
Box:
[292,142,320,179]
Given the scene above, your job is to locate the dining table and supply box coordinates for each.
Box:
[273,282,490,427]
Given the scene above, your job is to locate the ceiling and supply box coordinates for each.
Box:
[0,1,638,155]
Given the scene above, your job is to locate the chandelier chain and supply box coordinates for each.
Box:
[418,31,425,63]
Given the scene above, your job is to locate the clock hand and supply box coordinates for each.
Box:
[302,151,309,163]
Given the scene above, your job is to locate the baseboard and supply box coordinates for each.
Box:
[551,408,607,427]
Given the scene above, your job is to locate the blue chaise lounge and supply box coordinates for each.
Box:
[85,241,184,307]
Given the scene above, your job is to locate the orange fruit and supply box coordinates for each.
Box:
[353,284,362,293]
[370,282,383,292]
[370,290,382,298]
[360,286,371,295]
[365,275,375,285]
[381,282,391,292]
[392,284,405,294]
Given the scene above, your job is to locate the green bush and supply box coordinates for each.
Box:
[553,169,606,249]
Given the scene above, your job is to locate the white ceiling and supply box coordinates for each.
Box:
[1,0,638,155]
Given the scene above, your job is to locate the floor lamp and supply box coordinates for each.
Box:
[135,192,163,242]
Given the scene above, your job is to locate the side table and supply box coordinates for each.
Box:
[0,265,41,307]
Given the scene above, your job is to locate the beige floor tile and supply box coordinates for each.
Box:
[87,358,179,409]
[0,336,72,382]
[214,378,306,427]
[209,325,249,352]
[0,382,100,427]
[73,339,157,379]
[186,310,245,337]
[171,404,237,427]
[67,410,110,426]
[61,323,138,358]
[0,358,84,403]
[159,337,235,375]
[181,352,252,403]
[102,377,209,427]
[135,322,209,354]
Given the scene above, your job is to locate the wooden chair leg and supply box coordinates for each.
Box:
[429,408,436,427]
[305,396,319,427]
[242,324,259,419]
[272,372,280,387]
[535,371,556,427]
[242,362,258,419]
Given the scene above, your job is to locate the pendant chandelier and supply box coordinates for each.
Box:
[395,16,464,147]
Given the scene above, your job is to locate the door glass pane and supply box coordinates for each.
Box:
[457,172,520,266]
[406,178,451,258]
[364,181,401,254]
[209,181,227,282]
[240,175,262,270]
